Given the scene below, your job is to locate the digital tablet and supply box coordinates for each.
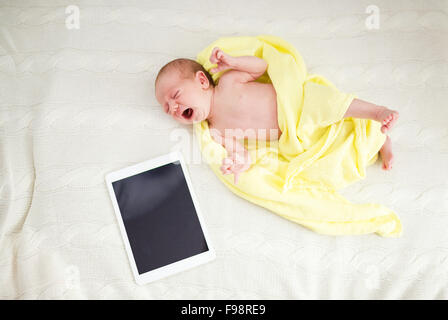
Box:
[105,151,215,285]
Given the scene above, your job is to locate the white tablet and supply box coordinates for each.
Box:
[105,151,215,285]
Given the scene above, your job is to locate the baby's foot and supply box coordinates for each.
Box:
[379,136,394,170]
[377,107,399,133]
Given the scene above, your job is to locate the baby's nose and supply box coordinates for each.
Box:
[168,101,179,115]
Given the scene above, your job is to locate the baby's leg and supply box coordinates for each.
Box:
[379,135,394,170]
[344,99,399,133]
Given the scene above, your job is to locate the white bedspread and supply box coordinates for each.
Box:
[1,0,447,299]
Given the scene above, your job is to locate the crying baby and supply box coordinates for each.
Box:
[154,47,399,184]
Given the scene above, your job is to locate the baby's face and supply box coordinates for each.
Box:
[155,70,211,125]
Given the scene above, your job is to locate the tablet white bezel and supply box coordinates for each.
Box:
[105,151,215,285]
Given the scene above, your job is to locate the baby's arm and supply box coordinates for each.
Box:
[209,47,267,81]
[226,55,267,80]
[210,128,251,184]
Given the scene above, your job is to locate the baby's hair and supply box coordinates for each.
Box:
[155,58,215,88]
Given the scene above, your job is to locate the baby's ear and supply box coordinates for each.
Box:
[196,71,210,89]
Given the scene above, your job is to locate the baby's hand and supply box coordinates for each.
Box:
[220,152,251,184]
[209,47,234,74]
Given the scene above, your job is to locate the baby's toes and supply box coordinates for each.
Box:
[220,165,230,174]
[387,112,399,130]
[381,124,388,133]
[392,112,399,122]
[383,157,394,170]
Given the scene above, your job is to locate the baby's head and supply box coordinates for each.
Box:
[155,58,215,124]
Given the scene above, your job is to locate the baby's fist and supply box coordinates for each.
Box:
[209,47,223,64]
[220,152,251,184]
[209,47,233,74]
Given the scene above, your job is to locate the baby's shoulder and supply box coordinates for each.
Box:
[217,70,251,87]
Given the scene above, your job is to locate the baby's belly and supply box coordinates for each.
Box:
[241,106,281,140]
[226,120,282,141]
[218,83,282,140]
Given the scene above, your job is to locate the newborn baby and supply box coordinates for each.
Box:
[155,48,399,183]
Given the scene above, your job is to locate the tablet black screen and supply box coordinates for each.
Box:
[112,161,209,274]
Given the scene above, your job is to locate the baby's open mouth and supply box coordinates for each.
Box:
[182,107,193,119]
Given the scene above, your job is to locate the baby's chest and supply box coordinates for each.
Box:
[210,108,267,141]
[215,100,258,126]
[223,88,262,109]
[218,91,265,123]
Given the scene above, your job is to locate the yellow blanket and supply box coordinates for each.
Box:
[194,35,402,237]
